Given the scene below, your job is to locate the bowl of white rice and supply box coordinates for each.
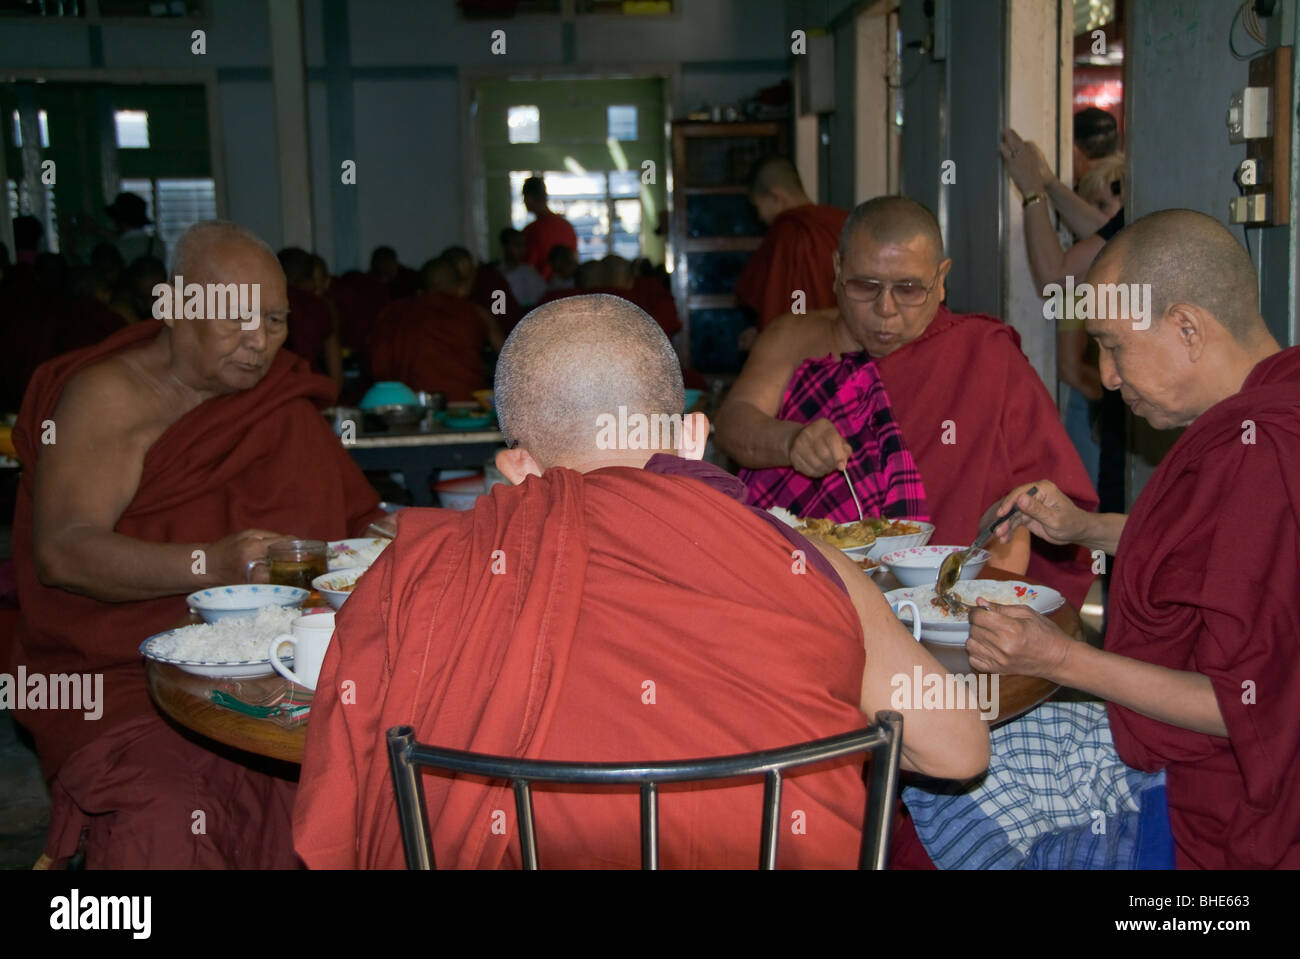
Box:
[141,605,306,678]
[186,584,308,623]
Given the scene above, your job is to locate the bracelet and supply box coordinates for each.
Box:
[1022,193,1045,210]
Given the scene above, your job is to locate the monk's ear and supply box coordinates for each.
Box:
[676,412,709,461]
[933,258,954,303]
[1167,303,1206,361]
[832,250,842,284]
[495,447,543,484]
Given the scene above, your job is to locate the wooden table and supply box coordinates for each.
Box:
[873,565,1085,726]
[145,568,1084,764]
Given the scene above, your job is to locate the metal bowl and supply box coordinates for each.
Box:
[370,403,426,427]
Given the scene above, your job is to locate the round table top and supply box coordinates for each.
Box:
[145,567,1085,765]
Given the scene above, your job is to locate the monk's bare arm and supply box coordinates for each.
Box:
[32,365,281,601]
[713,316,813,468]
[989,481,1126,555]
[812,542,991,779]
[1051,644,1228,737]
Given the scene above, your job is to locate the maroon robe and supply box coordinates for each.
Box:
[735,204,848,328]
[369,292,490,401]
[286,286,333,374]
[873,306,1098,608]
[1107,346,1300,868]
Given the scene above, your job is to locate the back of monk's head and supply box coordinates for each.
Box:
[575,258,611,289]
[602,254,633,288]
[522,176,547,200]
[173,220,278,287]
[421,255,462,295]
[1074,107,1119,161]
[495,293,684,468]
[277,246,314,287]
[1089,209,1267,344]
[370,246,398,273]
[840,195,945,262]
[748,156,806,199]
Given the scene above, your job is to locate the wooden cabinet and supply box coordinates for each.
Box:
[669,120,786,374]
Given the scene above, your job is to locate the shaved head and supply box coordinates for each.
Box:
[495,294,684,466]
[1090,209,1264,344]
[173,220,277,286]
[421,256,461,294]
[841,196,945,262]
[749,156,806,197]
[602,254,633,288]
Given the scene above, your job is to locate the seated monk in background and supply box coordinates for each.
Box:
[735,157,848,347]
[9,221,387,868]
[294,294,989,869]
[715,196,1097,607]
[604,254,681,339]
[369,256,504,401]
[970,210,1300,868]
[441,244,525,335]
[279,246,343,392]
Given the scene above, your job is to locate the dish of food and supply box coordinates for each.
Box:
[327,538,390,571]
[140,605,302,678]
[796,516,923,549]
[882,581,1066,644]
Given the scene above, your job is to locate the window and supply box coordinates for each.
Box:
[114,110,150,149]
[607,105,637,141]
[11,110,51,149]
[507,106,540,144]
[6,179,59,253]
[119,177,217,255]
[510,169,641,261]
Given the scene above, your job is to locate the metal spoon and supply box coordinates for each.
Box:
[367,522,396,540]
[842,468,865,522]
[936,486,1038,613]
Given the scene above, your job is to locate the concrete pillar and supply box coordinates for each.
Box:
[268,0,315,249]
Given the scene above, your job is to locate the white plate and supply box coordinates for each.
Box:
[884,581,1065,644]
[139,632,292,679]
[327,537,390,570]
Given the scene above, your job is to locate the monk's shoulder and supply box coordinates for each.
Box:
[763,307,840,362]
[55,348,156,426]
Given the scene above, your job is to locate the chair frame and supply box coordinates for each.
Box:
[386,709,903,870]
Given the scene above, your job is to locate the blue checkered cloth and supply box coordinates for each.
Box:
[903,702,1171,869]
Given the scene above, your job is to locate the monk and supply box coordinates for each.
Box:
[293,294,988,869]
[970,210,1300,868]
[8,221,387,868]
[734,157,848,340]
[522,176,577,281]
[499,227,546,307]
[328,268,390,356]
[441,244,524,334]
[279,246,343,391]
[605,254,681,339]
[715,196,1097,607]
[368,256,504,401]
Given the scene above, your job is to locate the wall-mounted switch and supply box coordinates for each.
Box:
[1229,194,1270,223]
[1227,87,1271,142]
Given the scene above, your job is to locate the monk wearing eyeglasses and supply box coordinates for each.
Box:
[715,195,1097,606]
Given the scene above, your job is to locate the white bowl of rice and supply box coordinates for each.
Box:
[141,604,306,677]
[186,584,308,623]
[883,581,1065,644]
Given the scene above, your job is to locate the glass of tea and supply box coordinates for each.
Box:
[267,539,328,590]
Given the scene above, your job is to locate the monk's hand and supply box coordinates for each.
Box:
[967,600,1071,679]
[982,480,1086,547]
[788,419,852,477]
[999,128,1046,197]
[209,529,292,585]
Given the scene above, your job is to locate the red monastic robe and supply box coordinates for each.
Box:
[286,286,333,374]
[9,321,384,867]
[735,204,848,328]
[328,271,391,354]
[1107,346,1300,868]
[523,212,578,281]
[294,458,872,869]
[468,263,524,334]
[369,292,490,401]
[874,306,1098,608]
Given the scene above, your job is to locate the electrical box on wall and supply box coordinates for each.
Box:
[1228,46,1292,226]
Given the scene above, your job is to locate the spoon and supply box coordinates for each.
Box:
[842,468,865,522]
[367,522,396,540]
[935,485,1038,613]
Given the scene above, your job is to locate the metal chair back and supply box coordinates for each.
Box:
[386,709,903,869]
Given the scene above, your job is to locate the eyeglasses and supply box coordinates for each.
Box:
[841,268,942,307]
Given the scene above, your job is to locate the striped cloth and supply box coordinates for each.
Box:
[740,352,929,522]
[903,703,1171,869]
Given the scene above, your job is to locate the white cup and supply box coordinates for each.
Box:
[268,611,335,691]
[891,600,923,641]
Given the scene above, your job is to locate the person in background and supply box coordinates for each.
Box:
[13,215,43,265]
[89,242,126,293]
[521,176,577,281]
[108,256,166,326]
[1072,107,1120,183]
[547,244,578,292]
[499,227,546,308]
[278,246,344,393]
[441,244,524,334]
[105,192,166,267]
